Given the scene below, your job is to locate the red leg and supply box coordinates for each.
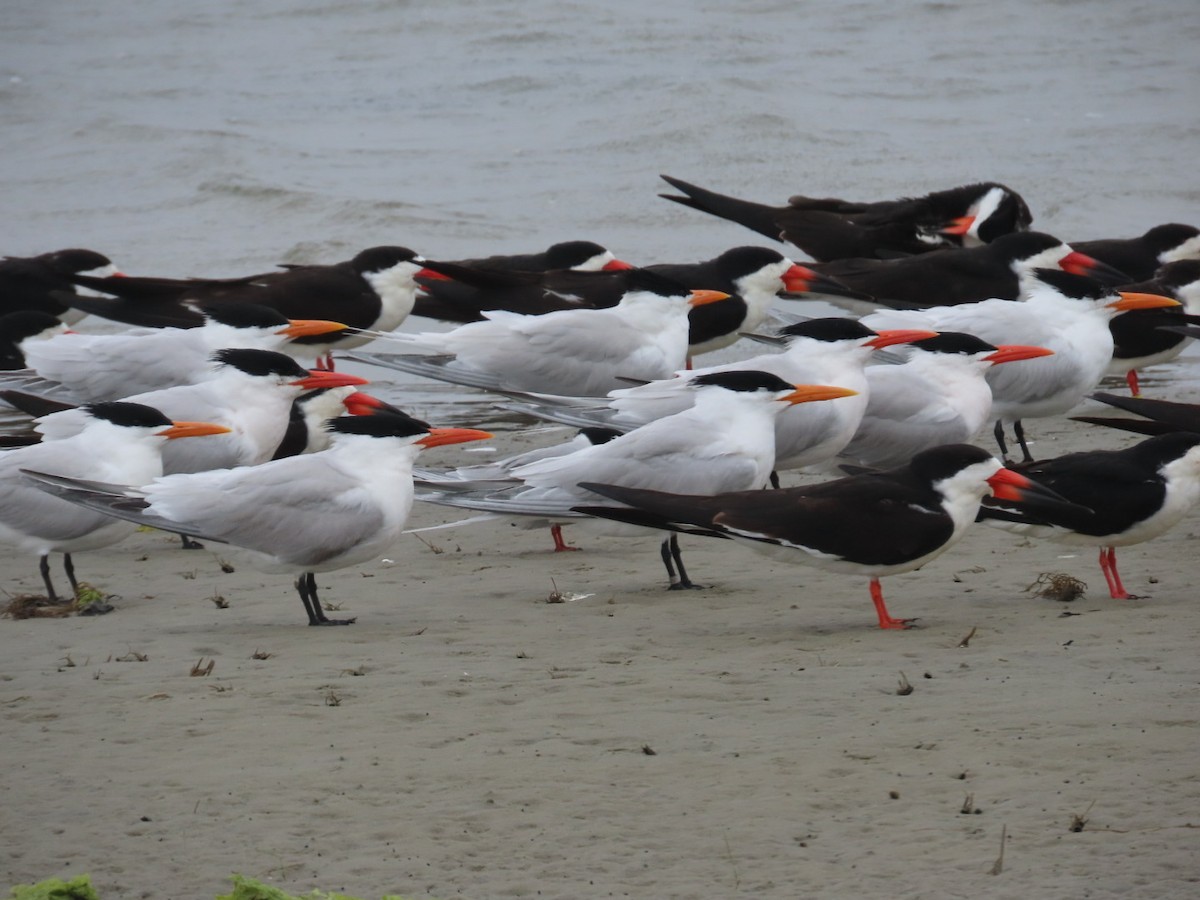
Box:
[1125,369,1140,398]
[550,524,579,552]
[869,577,916,629]
[1100,546,1136,599]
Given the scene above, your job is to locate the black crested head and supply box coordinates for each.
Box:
[579,426,622,445]
[975,184,1034,244]
[689,369,795,395]
[0,310,62,341]
[211,348,310,379]
[85,401,173,430]
[1142,223,1200,252]
[41,248,114,274]
[351,246,422,274]
[989,230,1064,258]
[621,268,693,299]
[196,302,289,329]
[778,317,877,343]
[713,246,788,278]
[909,332,998,355]
[543,241,608,269]
[908,444,996,484]
[327,409,433,439]
[1029,268,1110,302]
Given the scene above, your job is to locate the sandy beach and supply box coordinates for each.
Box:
[3,364,1199,899]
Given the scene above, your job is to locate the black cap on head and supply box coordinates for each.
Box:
[42,248,114,273]
[543,241,609,269]
[689,369,795,394]
[909,332,998,355]
[84,401,174,429]
[327,409,432,439]
[713,246,788,278]
[990,231,1064,258]
[909,443,996,483]
[351,246,421,274]
[211,348,310,378]
[777,318,877,343]
[196,302,290,329]
[622,268,694,299]
[1143,223,1199,251]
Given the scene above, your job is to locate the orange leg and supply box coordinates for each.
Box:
[1099,546,1137,599]
[1125,369,1140,398]
[869,577,916,629]
[550,524,579,552]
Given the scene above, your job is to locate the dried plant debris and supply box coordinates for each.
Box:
[1026,572,1087,602]
[1070,800,1096,832]
[3,586,114,619]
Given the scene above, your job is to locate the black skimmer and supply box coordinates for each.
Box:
[429,240,634,274]
[413,245,866,358]
[834,332,1054,471]
[417,371,857,586]
[573,444,1073,629]
[1071,392,1200,437]
[1,303,350,402]
[1105,260,1200,396]
[67,246,436,366]
[350,270,731,397]
[863,269,1180,461]
[1,248,121,323]
[658,176,1033,259]
[812,231,1131,309]
[1072,224,1200,282]
[24,409,492,625]
[980,433,1200,599]
[0,402,228,603]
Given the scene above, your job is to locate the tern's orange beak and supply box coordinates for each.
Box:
[417,427,494,449]
[1108,292,1182,312]
[292,371,371,390]
[984,344,1055,365]
[278,319,351,338]
[940,215,975,236]
[687,289,731,307]
[783,384,859,404]
[160,421,232,439]
[866,328,939,349]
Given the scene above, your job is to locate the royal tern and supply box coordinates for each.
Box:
[24,410,492,625]
[350,271,730,397]
[574,444,1075,629]
[417,371,858,587]
[834,333,1054,471]
[0,402,228,602]
[862,269,1180,461]
[658,176,1033,259]
[980,433,1200,599]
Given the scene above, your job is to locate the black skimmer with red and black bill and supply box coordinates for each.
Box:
[412,246,867,357]
[23,409,492,625]
[416,371,858,587]
[811,231,1132,309]
[0,303,350,402]
[979,433,1200,599]
[0,401,229,603]
[427,240,634,275]
[658,176,1033,259]
[351,270,732,397]
[0,311,69,370]
[1071,224,1200,282]
[572,444,1076,630]
[1105,260,1200,396]
[833,332,1054,471]
[67,246,437,365]
[1,248,121,322]
[1071,392,1200,437]
[862,269,1181,461]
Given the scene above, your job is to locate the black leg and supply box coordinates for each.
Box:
[299,572,355,626]
[39,554,61,603]
[63,553,79,597]
[769,470,781,490]
[666,534,704,591]
[178,533,205,550]
[1014,419,1034,463]
[993,419,1011,463]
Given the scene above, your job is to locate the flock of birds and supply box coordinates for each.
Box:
[2,175,1200,630]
